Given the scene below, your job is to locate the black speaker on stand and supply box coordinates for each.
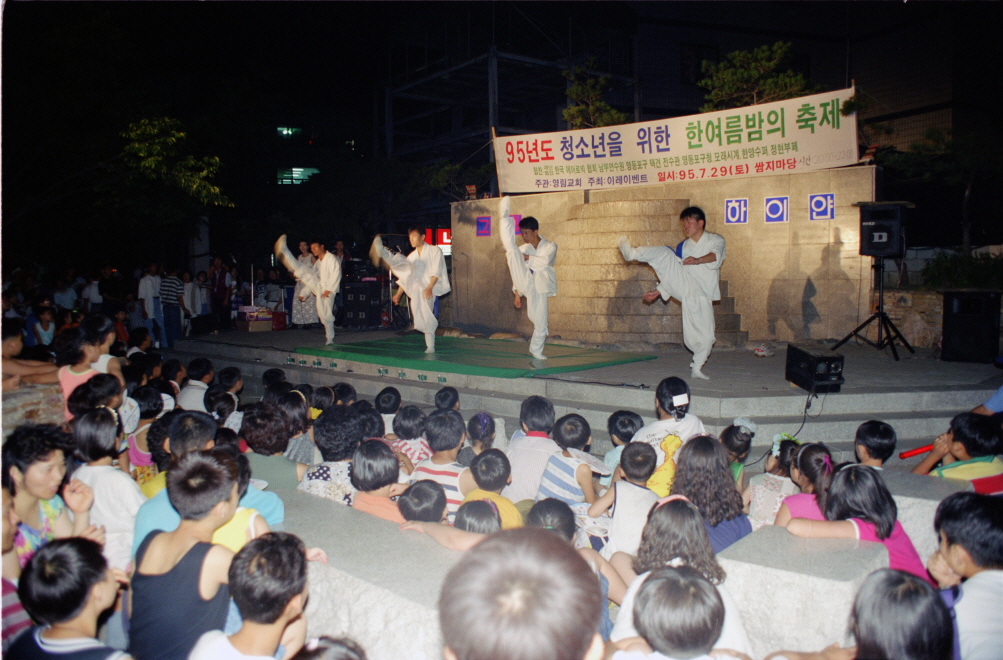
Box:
[832,202,916,361]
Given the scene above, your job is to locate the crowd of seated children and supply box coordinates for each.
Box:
[743,436,800,531]
[670,436,752,553]
[590,442,659,559]
[457,411,495,468]
[453,500,501,535]
[503,395,559,504]
[853,420,896,469]
[601,410,644,490]
[298,405,365,505]
[773,443,835,526]
[409,410,475,522]
[462,449,523,530]
[630,377,705,497]
[911,412,1003,481]
[536,413,598,506]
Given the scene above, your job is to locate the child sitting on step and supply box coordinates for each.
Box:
[536,414,598,506]
[600,411,644,490]
[351,440,408,524]
[462,449,523,529]
[911,412,1003,482]
[457,412,496,468]
[589,442,659,559]
[391,406,432,466]
[409,410,475,523]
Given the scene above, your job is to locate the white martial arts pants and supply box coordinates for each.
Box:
[501,216,549,358]
[279,242,336,343]
[380,250,438,351]
[627,245,715,370]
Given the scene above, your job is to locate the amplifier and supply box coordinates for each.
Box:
[785,343,844,394]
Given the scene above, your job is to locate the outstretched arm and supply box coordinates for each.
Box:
[400,521,484,551]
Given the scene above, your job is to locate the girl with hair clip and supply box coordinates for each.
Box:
[766,568,952,660]
[280,390,319,466]
[719,418,755,492]
[457,412,496,467]
[773,443,835,527]
[786,464,931,582]
[70,407,146,572]
[391,405,433,466]
[607,496,752,657]
[125,386,165,485]
[670,436,752,553]
[743,434,801,530]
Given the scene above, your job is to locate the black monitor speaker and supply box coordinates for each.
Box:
[942,291,1001,363]
[786,343,845,393]
[858,203,909,258]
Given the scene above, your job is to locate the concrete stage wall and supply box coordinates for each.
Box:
[450,165,876,345]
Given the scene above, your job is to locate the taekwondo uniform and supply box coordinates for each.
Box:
[500,201,557,360]
[620,232,725,375]
[371,238,450,352]
[275,237,341,344]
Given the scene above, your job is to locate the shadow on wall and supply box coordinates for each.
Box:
[767,227,853,341]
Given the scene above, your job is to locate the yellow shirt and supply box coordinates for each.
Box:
[932,456,1003,481]
[463,488,524,529]
[140,471,168,499]
[212,507,260,553]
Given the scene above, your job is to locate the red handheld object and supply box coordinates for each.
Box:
[899,444,934,460]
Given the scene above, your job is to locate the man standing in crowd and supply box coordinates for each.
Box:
[618,206,725,380]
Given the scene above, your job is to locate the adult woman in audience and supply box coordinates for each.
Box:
[1,425,103,576]
[607,496,752,657]
[291,240,319,329]
[669,435,751,553]
[773,443,835,526]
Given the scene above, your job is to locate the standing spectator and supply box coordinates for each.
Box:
[137,262,165,348]
[52,280,78,313]
[209,257,232,331]
[159,266,187,348]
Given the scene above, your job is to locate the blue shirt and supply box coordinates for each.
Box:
[132,486,284,557]
[983,385,1003,413]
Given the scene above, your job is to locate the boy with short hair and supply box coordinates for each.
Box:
[434,386,460,411]
[536,414,598,505]
[601,411,645,489]
[409,410,475,523]
[375,386,402,437]
[912,412,1003,480]
[854,420,897,469]
[503,396,559,504]
[176,358,214,412]
[589,442,659,559]
[10,538,128,659]
[607,566,725,660]
[189,533,310,660]
[438,528,603,660]
[217,366,243,404]
[239,403,306,490]
[350,440,408,524]
[927,492,1003,660]
[129,449,239,660]
[462,449,523,529]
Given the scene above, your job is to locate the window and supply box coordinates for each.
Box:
[276,168,320,185]
[277,127,304,138]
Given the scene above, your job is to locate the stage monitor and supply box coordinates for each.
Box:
[786,343,845,394]
[856,202,911,258]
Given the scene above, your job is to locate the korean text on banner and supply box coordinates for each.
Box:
[493,88,858,194]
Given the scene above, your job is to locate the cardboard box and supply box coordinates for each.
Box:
[235,320,273,333]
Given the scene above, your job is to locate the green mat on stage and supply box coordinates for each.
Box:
[294,335,656,379]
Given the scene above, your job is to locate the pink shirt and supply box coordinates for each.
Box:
[782,493,825,521]
[58,365,97,421]
[851,519,933,584]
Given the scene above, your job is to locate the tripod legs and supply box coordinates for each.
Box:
[832,311,915,361]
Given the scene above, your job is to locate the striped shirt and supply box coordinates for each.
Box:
[2,579,31,652]
[159,276,184,305]
[536,453,586,505]
[410,460,468,523]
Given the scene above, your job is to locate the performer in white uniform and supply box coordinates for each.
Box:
[369,227,450,353]
[274,235,341,344]
[618,206,725,380]
[499,196,557,360]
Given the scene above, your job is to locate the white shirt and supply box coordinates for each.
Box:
[630,414,706,466]
[502,433,561,502]
[137,274,162,317]
[71,464,146,571]
[955,569,1003,660]
[176,380,210,412]
[316,252,342,295]
[188,630,274,660]
[673,231,725,301]
[82,281,103,307]
[518,237,558,297]
[612,571,751,656]
[406,244,451,296]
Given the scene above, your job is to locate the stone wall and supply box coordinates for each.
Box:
[879,289,1003,350]
[450,166,877,344]
[2,384,64,436]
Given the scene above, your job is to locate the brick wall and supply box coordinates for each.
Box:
[2,384,65,437]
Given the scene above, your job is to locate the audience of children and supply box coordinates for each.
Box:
[600,410,644,489]
[408,410,475,523]
[462,449,524,529]
[457,411,496,468]
[536,413,598,505]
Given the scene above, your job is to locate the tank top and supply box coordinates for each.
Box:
[127,431,157,486]
[7,627,125,660]
[128,532,230,660]
[536,453,587,505]
[601,481,660,559]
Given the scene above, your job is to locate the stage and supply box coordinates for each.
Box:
[163,325,1002,453]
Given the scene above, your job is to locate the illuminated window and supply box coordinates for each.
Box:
[276,168,320,185]
[277,127,304,138]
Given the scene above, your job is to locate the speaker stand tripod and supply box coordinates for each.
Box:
[833,257,915,361]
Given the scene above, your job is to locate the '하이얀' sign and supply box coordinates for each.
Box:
[493,88,858,194]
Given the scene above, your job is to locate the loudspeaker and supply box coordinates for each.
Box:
[859,203,908,258]
[786,343,845,393]
[942,291,1001,363]
[342,282,382,328]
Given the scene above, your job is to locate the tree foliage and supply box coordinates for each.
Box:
[698,41,818,113]
[561,59,630,129]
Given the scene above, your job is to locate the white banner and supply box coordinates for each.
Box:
[494,88,858,194]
